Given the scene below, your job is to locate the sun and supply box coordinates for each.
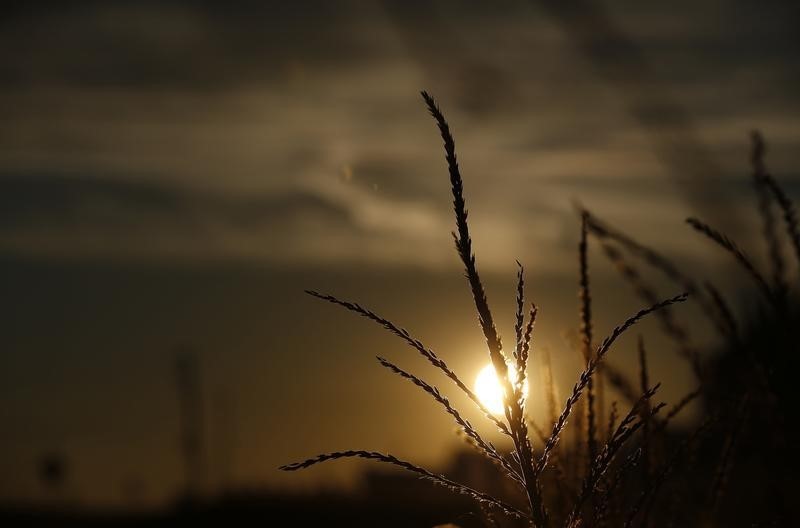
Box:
[474,361,529,416]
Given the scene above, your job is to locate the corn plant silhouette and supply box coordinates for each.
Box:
[576,130,795,526]
[280,92,686,527]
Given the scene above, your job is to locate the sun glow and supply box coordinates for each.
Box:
[474,362,529,415]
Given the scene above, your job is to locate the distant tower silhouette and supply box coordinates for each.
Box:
[213,387,236,495]
[38,452,69,506]
[173,348,206,500]
[38,452,67,491]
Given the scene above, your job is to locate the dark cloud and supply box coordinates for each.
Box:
[0,172,353,232]
[3,1,793,96]
[0,1,380,89]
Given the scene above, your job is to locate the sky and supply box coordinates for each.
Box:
[0,0,798,508]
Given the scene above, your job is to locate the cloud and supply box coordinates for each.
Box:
[0,171,459,269]
[0,173,344,256]
[0,0,797,273]
[0,2,359,86]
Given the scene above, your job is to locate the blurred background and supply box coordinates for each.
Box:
[0,0,797,524]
